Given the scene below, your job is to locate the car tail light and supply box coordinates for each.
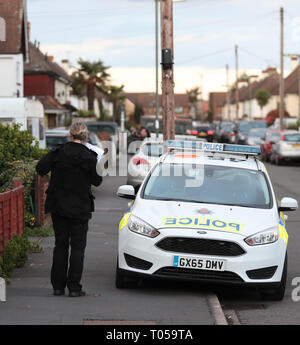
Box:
[132,157,149,166]
[230,132,235,137]
[280,134,285,141]
[207,130,214,135]
[267,143,273,152]
[191,130,198,135]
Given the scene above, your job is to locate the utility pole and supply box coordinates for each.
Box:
[226,64,230,121]
[235,45,239,121]
[155,0,160,139]
[161,0,175,140]
[285,54,300,127]
[279,7,285,130]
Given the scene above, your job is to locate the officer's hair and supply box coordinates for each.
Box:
[70,122,88,143]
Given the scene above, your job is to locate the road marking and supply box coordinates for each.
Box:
[207,293,228,325]
[83,320,156,325]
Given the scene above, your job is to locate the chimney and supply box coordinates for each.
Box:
[290,56,298,71]
[48,56,54,62]
[61,59,70,73]
[262,67,277,77]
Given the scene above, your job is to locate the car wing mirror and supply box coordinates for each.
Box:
[278,197,298,212]
[117,185,136,199]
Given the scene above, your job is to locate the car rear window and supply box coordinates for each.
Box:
[143,163,271,209]
[46,136,69,149]
[284,134,300,142]
[141,143,164,157]
[87,125,117,135]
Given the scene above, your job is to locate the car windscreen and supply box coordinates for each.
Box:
[248,128,267,138]
[87,125,117,135]
[220,122,235,130]
[46,136,69,148]
[269,132,281,142]
[284,134,300,142]
[141,143,164,157]
[237,122,251,132]
[250,121,267,128]
[143,163,271,209]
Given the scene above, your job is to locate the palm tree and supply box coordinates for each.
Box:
[106,85,125,123]
[72,58,110,113]
[186,87,201,120]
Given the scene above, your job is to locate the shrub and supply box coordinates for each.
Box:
[0,123,49,228]
[0,234,31,283]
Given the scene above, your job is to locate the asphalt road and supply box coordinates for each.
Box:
[217,161,300,325]
[1,161,299,325]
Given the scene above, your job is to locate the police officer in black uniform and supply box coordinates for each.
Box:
[36,122,102,297]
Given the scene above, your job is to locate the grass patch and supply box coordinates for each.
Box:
[25,226,54,237]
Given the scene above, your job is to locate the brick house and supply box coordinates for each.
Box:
[24,42,72,128]
[0,0,29,98]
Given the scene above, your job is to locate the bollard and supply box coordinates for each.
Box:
[0,277,6,302]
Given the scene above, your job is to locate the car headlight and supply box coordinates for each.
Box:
[244,227,279,246]
[128,215,160,238]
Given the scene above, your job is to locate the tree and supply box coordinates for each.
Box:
[71,59,110,113]
[255,89,271,117]
[106,85,125,123]
[186,87,201,119]
[133,103,144,125]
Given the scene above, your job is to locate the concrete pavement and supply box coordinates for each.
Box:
[0,175,215,325]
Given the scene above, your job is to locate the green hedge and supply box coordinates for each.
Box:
[0,123,49,228]
[0,234,31,283]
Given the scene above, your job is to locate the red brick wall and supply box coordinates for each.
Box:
[0,181,24,257]
[24,74,55,97]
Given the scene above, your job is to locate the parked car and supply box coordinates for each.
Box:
[127,140,164,192]
[191,122,216,142]
[216,121,236,143]
[246,128,268,146]
[45,128,70,150]
[234,120,267,145]
[270,131,300,165]
[85,121,119,150]
[260,129,282,162]
[46,128,104,151]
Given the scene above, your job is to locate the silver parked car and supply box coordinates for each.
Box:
[270,131,300,165]
[246,128,268,146]
[127,139,164,192]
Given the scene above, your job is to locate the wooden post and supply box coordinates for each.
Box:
[161,0,175,140]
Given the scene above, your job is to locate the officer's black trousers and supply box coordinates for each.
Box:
[51,213,89,292]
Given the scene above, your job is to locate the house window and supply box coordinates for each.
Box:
[175,106,183,113]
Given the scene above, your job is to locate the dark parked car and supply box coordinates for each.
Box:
[191,122,216,142]
[234,120,267,145]
[260,129,282,162]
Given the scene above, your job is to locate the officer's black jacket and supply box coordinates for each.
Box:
[36,142,102,219]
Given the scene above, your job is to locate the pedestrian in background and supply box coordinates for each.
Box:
[36,122,102,297]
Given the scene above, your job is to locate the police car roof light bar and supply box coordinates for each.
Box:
[165,140,261,156]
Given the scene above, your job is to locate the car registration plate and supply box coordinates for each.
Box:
[173,255,226,271]
[292,144,300,148]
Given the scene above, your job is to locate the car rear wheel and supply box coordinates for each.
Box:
[260,253,287,301]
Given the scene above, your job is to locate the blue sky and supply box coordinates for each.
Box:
[27,0,300,96]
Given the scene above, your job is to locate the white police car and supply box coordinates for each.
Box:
[116,141,298,300]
